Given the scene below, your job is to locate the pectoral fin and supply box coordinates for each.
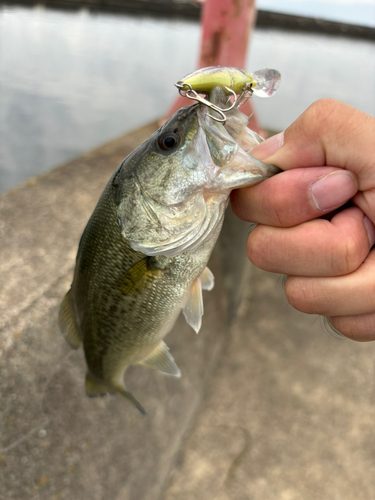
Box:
[58,289,82,349]
[140,341,181,377]
[183,278,203,334]
[200,267,214,291]
[120,257,163,296]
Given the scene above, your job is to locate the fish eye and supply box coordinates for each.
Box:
[158,131,180,151]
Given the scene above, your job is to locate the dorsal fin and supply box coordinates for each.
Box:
[140,341,181,377]
[200,267,214,291]
[58,289,82,349]
[183,278,203,334]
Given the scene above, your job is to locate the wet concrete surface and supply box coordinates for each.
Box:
[1,123,374,499]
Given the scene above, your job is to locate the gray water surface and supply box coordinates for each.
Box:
[1,6,374,193]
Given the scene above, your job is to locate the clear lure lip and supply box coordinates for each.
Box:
[252,68,281,98]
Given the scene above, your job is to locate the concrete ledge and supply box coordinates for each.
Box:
[0,123,251,499]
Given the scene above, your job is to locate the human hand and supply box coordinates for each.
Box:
[231,99,375,341]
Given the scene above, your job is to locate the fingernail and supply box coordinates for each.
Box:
[364,216,375,248]
[311,170,357,211]
[252,132,284,160]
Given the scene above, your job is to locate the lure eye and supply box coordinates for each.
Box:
[158,131,180,151]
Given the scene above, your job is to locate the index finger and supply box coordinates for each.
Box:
[245,99,375,224]
[252,99,375,182]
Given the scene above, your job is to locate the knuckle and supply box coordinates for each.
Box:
[304,99,339,131]
[285,277,320,314]
[297,99,343,143]
[335,234,365,275]
[284,278,303,310]
[246,228,270,269]
[306,98,339,118]
[246,232,263,267]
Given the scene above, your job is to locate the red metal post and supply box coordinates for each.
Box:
[164,0,260,133]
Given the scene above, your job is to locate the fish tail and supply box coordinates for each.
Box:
[86,371,146,415]
[85,371,112,398]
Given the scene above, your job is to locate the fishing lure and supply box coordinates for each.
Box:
[175,66,281,122]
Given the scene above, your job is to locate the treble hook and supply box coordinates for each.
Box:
[175,82,238,123]
[235,83,254,109]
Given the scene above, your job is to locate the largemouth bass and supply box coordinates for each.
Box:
[58,86,279,413]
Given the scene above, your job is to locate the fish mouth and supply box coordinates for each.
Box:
[196,103,239,168]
